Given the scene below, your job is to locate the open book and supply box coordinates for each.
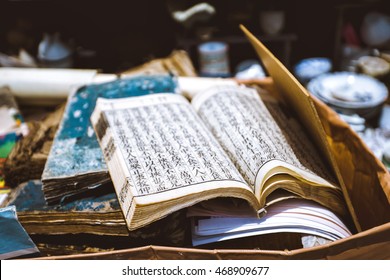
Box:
[91,84,348,231]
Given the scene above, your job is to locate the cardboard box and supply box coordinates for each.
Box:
[38,26,390,260]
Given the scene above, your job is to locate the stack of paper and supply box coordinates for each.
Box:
[190,199,352,246]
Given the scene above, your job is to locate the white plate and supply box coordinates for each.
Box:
[307,72,388,109]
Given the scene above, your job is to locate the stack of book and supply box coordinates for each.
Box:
[5,27,361,254]
[7,180,187,247]
[8,180,127,236]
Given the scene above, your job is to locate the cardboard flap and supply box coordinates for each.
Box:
[312,95,390,230]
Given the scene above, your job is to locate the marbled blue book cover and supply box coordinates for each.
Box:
[6,180,127,236]
[10,180,119,213]
[42,75,177,204]
[8,180,186,244]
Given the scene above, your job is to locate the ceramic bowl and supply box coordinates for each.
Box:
[307,72,388,120]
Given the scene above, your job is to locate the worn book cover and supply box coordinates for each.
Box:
[8,180,127,236]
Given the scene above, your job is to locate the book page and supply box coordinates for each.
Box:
[192,85,339,199]
[92,94,255,228]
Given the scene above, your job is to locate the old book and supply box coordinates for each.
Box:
[91,84,349,231]
[121,50,197,78]
[41,75,177,205]
[7,180,127,236]
[6,180,187,247]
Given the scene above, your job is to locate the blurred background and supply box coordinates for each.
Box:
[0,0,388,73]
